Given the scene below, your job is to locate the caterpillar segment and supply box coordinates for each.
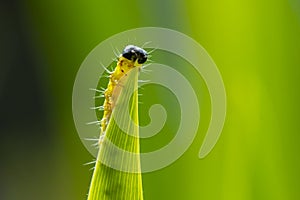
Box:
[99,45,148,144]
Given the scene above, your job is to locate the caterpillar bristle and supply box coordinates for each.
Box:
[138,79,150,83]
[93,94,104,99]
[141,67,152,72]
[92,142,99,147]
[83,137,100,141]
[140,69,152,74]
[137,86,145,90]
[141,41,153,48]
[99,62,113,74]
[90,106,104,111]
[89,166,95,171]
[146,58,155,63]
[110,44,121,58]
[142,63,152,69]
[89,88,106,93]
[141,63,153,74]
[83,160,96,166]
[86,120,101,125]
[112,49,119,58]
[147,46,159,55]
[111,57,118,62]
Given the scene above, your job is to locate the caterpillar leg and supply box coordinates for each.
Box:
[98,132,106,146]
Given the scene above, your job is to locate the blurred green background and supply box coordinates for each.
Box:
[1,0,300,199]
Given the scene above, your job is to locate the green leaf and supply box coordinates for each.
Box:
[87,67,143,200]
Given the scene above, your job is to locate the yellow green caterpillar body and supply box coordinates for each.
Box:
[100,45,148,141]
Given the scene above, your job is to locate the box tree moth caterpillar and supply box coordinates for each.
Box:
[96,45,148,144]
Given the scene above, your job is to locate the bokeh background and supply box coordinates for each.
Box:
[1,0,300,199]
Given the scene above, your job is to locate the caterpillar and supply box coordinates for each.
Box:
[97,45,148,143]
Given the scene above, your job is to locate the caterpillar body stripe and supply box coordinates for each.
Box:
[99,45,148,142]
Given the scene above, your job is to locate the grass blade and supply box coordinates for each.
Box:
[87,67,143,200]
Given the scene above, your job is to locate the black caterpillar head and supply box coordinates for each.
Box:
[122,45,148,64]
